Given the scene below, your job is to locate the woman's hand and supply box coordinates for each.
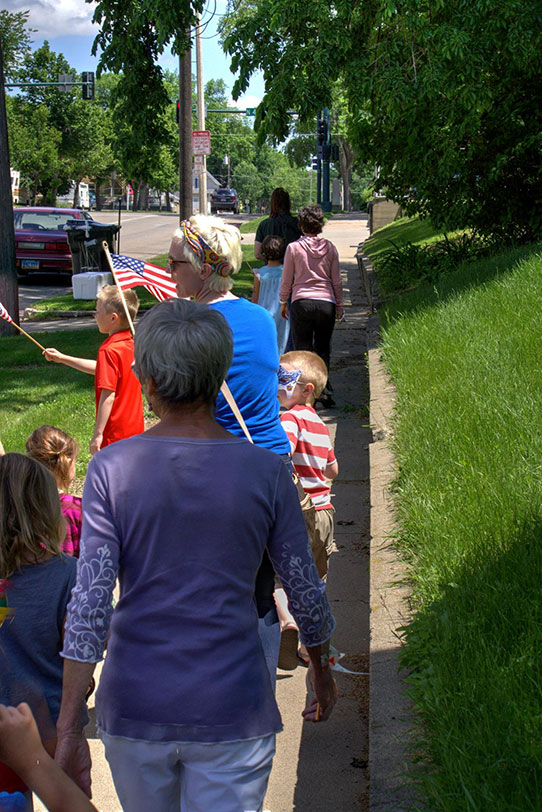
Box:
[302,664,338,723]
[336,306,344,322]
[55,730,92,798]
[280,302,289,320]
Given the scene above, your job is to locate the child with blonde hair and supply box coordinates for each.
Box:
[276,351,339,668]
[0,454,77,807]
[43,286,144,455]
[26,426,82,558]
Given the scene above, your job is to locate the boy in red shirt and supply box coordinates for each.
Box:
[44,286,144,454]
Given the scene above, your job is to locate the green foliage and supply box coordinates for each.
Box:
[221,0,542,237]
[380,243,542,810]
[0,9,34,80]
[364,0,542,240]
[8,43,113,202]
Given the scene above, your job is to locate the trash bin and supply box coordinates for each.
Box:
[65,220,120,275]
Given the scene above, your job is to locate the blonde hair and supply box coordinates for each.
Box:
[0,454,64,578]
[280,351,328,401]
[97,285,139,323]
[26,425,78,491]
[171,214,243,293]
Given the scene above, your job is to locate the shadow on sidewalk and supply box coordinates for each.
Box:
[291,257,372,812]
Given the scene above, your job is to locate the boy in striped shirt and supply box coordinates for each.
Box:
[278,351,339,580]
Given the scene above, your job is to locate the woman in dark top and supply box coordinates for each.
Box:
[254,187,302,260]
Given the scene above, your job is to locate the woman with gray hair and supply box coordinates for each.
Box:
[55,299,336,812]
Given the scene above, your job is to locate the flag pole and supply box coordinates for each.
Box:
[102,241,136,336]
[10,321,46,352]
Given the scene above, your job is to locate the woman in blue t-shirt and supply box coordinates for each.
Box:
[168,215,291,679]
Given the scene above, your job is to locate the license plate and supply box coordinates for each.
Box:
[18,242,44,250]
[21,259,40,269]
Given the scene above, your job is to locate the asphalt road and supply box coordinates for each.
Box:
[18,211,257,311]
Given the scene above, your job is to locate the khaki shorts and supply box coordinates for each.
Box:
[311,506,335,580]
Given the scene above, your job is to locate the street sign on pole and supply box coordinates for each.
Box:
[245,108,256,117]
[192,130,211,155]
[58,74,73,93]
[194,155,204,170]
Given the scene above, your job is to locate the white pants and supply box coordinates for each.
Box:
[101,732,276,812]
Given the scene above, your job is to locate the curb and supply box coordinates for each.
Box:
[367,299,414,810]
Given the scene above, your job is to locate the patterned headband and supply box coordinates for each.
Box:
[180,220,233,278]
[278,365,303,397]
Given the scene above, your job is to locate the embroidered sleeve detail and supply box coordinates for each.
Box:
[273,540,335,647]
[62,543,117,662]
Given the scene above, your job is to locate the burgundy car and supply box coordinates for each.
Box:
[14,207,93,276]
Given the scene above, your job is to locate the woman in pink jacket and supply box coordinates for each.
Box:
[279,205,344,407]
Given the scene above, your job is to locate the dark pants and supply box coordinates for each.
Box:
[290,298,336,382]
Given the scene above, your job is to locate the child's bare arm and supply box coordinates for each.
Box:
[325,460,339,479]
[90,389,115,455]
[43,349,96,375]
[0,703,97,812]
[251,276,261,303]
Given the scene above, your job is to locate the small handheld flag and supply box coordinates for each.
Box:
[110,254,178,302]
[0,301,14,324]
[0,301,45,351]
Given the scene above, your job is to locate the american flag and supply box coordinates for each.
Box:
[110,254,178,302]
[0,302,14,324]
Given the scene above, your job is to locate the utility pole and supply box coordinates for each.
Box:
[321,107,331,213]
[0,44,19,336]
[195,14,207,215]
[178,33,193,222]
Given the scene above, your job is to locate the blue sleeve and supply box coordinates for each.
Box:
[267,462,335,647]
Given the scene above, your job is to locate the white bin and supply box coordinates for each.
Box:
[72,272,113,300]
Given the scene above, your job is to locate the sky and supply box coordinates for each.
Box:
[5,0,264,110]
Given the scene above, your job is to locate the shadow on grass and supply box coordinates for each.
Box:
[401,515,542,812]
[380,242,542,330]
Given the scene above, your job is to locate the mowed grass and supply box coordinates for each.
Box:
[380,245,542,810]
[0,329,103,473]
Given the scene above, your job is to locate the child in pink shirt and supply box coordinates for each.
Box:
[26,426,82,557]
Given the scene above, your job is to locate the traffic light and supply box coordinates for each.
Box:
[176,100,180,123]
[331,144,340,162]
[82,71,95,101]
[317,118,328,145]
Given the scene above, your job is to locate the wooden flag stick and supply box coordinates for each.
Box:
[102,241,136,336]
[10,321,46,352]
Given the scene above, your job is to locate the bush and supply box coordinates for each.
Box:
[376,232,494,294]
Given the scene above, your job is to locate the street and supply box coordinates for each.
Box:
[18,211,257,311]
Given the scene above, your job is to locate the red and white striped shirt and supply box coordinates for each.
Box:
[280,404,336,509]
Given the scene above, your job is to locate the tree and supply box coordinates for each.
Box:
[221,0,542,239]
[0,10,34,80]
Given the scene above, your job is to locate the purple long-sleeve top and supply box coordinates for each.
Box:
[62,434,335,743]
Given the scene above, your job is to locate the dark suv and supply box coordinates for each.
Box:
[210,187,240,215]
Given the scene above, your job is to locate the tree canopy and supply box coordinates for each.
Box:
[221,0,542,238]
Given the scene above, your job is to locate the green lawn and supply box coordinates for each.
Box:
[381,243,542,811]
[0,328,103,472]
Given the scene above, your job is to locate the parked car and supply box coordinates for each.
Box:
[210,187,240,214]
[13,207,93,276]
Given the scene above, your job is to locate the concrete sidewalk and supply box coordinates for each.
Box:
[33,212,410,812]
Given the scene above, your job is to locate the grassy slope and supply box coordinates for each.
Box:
[381,244,542,811]
[363,215,448,263]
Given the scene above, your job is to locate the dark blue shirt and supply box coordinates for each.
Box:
[0,555,77,738]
